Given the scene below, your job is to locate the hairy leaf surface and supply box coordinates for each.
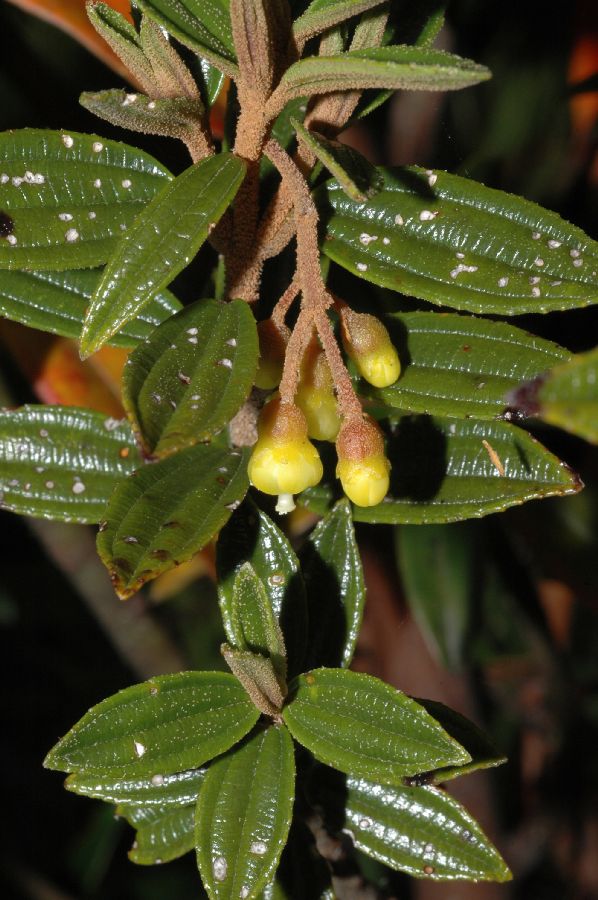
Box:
[44,672,259,777]
[0,129,171,270]
[196,726,295,900]
[0,406,141,523]
[318,167,598,314]
[122,299,258,455]
[98,445,249,598]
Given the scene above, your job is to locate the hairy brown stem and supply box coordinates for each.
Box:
[272,277,300,327]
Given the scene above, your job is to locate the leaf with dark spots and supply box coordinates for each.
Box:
[0,211,14,237]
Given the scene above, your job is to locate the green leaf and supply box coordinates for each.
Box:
[119,804,196,864]
[344,777,511,881]
[301,498,364,669]
[283,669,470,782]
[396,522,474,669]
[122,299,258,456]
[97,444,249,598]
[0,129,171,271]
[317,166,598,314]
[87,2,154,93]
[292,119,382,202]
[414,700,506,784]
[510,346,598,444]
[0,268,180,347]
[293,0,388,44]
[217,502,307,677]
[301,416,582,524]
[231,563,287,677]
[370,311,569,419]
[80,91,204,144]
[44,671,259,777]
[136,0,237,76]
[269,46,491,113]
[81,152,245,357]
[66,767,206,807]
[196,725,296,900]
[0,406,141,524]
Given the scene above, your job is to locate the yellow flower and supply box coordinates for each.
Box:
[254,319,289,390]
[355,344,401,389]
[335,415,391,507]
[340,309,400,388]
[295,338,340,441]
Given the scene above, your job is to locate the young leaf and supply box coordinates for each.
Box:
[119,804,196,864]
[221,645,286,716]
[97,444,249,599]
[66,767,206,807]
[283,669,470,782]
[317,167,598,315]
[301,498,365,669]
[267,46,491,116]
[231,563,287,676]
[80,152,246,357]
[510,346,598,444]
[397,523,474,670]
[87,1,155,93]
[292,118,382,202]
[217,502,307,677]
[0,129,172,271]
[344,777,511,881]
[301,416,582,524]
[0,268,181,347]
[293,0,389,45]
[196,725,296,900]
[44,671,260,777]
[80,91,204,144]
[122,299,258,456]
[135,0,238,77]
[414,700,506,783]
[368,311,569,419]
[0,406,141,523]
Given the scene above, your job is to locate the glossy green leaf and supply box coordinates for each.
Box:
[231,564,287,677]
[0,406,141,524]
[97,444,249,598]
[396,522,474,669]
[414,701,506,784]
[80,91,204,144]
[0,129,171,270]
[293,0,388,44]
[301,498,365,669]
[80,152,246,357]
[136,0,237,76]
[44,671,259,777]
[0,268,180,347]
[344,777,511,881]
[370,311,569,419]
[292,119,382,202]
[120,804,196,864]
[283,669,470,782]
[196,726,296,900]
[122,299,258,456]
[66,767,206,807]
[217,502,307,677]
[199,58,227,106]
[317,166,598,314]
[510,346,598,444]
[269,46,490,113]
[301,416,582,524]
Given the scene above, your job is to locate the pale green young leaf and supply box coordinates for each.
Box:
[318,167,598,314]
[293,0,388,45]
[97,445,249,599]
[0,406,141,523]
[196,726,295,900]
[0,129,171,271]
[80,153,246,357]
[231,563,287,677]
[510,346,598,444]
[122,299,258,456]
[0,268,180,347]
[87,1,155,93]
[80,91,203,143]
[44,672,259,777]
[283,669,470,782]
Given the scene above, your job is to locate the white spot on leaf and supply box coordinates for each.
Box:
[213,857,227,881]
[133,740,146,757]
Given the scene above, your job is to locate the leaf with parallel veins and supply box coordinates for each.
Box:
[119,804,197,864]
[66,767,206,807]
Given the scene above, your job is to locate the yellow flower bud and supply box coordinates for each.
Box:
[295,338,340,441]
[248,397,323,498]
[336,416,391,507]
[254,319,289,390]
[340,309,400,388]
